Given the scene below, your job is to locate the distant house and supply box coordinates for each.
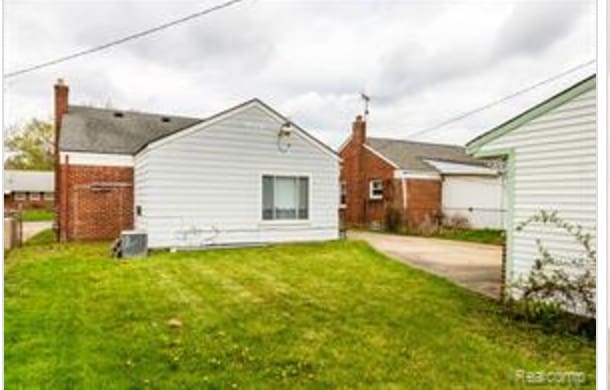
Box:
[466,75,595,298]
[339,116,503,230]
[53,80,340,246]
[4,170,54,210]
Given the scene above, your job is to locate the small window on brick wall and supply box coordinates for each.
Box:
[44,192,54,200]
[29,192,41,201]
[14,192,26,201]
[369,180,383,200]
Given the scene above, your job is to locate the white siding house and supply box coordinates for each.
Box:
[134,99,341,248]
[466,75,596,293]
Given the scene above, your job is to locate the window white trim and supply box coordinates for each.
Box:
[14,192,26,201]
[369,179,384,200]
[260,173,312,223]
[28,192,41,201]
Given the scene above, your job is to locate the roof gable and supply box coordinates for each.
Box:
[59,99,339,162]
[466,75,596,154]
[142,98,340,161]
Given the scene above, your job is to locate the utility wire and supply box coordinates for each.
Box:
[4,0,247,79]
[407,59,595,138]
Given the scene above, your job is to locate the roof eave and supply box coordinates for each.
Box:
[466,74,596,155]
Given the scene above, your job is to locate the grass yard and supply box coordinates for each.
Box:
[425,227,505,245]
[5,234,594,388]
[368,227,505,246]
[21,208,55,222]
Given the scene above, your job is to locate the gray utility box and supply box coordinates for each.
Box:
[121,230,148,258]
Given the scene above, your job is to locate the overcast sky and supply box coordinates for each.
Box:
[4,0,595,148]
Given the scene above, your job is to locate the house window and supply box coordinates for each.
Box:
[340,181,347,208]
[43,192,54,201]
[14,192,26,201]
[369,180,383,200]
[29,192,41,201]
[262,175,309,220]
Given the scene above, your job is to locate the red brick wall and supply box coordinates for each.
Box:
[405,179,441,227]
[339,136,398,227]
[339,117,442,229]
[58,163,134,241]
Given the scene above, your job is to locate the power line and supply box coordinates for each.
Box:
[4,0,247,79]
[407,59,595,139]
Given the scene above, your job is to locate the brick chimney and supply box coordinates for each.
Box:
[352,114,366,145]
[54,78,69,148]
[54,79,68,241]
[352,115,366,225]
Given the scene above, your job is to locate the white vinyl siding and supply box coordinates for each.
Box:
[134,105,339,248]
[476,86,595,282]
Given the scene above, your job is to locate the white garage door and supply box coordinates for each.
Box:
[442,176,506,229]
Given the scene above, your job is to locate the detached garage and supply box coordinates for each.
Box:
[424,160,507,229]
[466,75,596,305]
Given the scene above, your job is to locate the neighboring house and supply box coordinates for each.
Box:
[339,116,503,229]
[466,75,596,298]
[4,170,54,210]
[53,79,340,247]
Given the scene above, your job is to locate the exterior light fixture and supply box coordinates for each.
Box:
[277,122,293,153]
[279,122,293,137]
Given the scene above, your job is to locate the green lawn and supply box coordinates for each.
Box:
[424,227,505,245]
[21,208,55,222]
[368,227,505,246]
[5,235,594,388]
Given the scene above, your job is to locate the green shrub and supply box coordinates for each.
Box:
[506,210,595,338]
[384,207,403,233]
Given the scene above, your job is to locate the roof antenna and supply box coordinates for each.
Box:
[360,92,370,122]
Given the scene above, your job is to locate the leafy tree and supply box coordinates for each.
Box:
[4,119,54,170]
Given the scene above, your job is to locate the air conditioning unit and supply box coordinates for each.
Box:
[120,230,148,258]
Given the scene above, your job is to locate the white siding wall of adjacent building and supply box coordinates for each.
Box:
[475,86,596,281]
[134,104,340,248]
[442,176,506,229]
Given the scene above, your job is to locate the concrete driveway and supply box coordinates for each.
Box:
[348,231,503,298]
[23,221,53,241]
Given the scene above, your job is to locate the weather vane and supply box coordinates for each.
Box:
[360,92,370,120]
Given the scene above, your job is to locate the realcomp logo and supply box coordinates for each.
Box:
[514,369,586,386]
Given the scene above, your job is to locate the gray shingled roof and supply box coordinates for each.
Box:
[366,137,488,171]
[4,170,54,193]
[59,105,204,154]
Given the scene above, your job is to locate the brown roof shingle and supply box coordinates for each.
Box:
[366,137,488,171]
